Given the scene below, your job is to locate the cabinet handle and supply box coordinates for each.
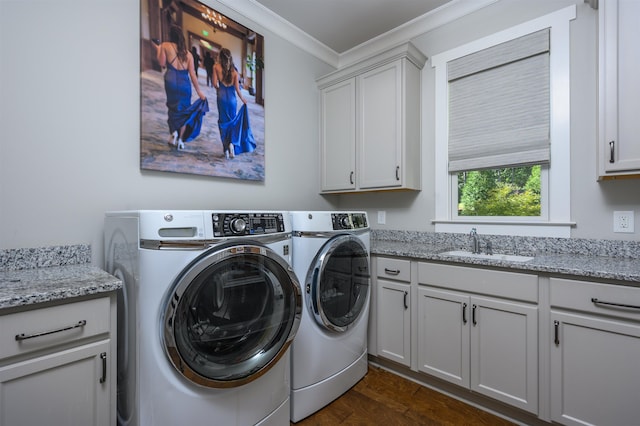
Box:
[15,320,87,341]
[609,141,615,163]
[395,166,400,181]
[100,352,107,384]
[591,298,640,310]
[472,304,477,326]
[350,171,354,185]
[462,303,467,324]
[403,291,408,310]
[384,268,400,276]
[554,320,560,346]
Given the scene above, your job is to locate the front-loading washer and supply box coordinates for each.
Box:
[288,211,370,422]
[104,210,301,426]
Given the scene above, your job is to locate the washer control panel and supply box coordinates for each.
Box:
[331,213,368,230]
[212,212,285,236]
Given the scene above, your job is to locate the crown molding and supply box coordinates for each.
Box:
[212,0,498,69]
[213,0,340,67]
[338,0,499,68]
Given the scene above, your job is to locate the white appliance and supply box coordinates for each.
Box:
[104,210,301,426]
[289,211,370,422]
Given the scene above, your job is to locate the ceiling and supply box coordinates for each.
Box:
[252,0,453,54]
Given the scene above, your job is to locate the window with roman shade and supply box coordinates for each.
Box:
[447,29,550,173]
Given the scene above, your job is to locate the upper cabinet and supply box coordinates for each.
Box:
[598,0,640,179]
[317,43,426,193]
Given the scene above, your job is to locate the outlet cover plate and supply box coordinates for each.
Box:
[613,211,634,233]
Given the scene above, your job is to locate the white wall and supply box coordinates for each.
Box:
[337,0,640,241]
[2,0,638,269]
[0,0,336,264]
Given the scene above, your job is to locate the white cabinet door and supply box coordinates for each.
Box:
[358,61,403,190]
[0,340,111,426]
[550,311,640,426]
[599,0,640,177]
[417,287,469,387]
[320,78,356,191]
[318,42,424,193]
[418,287,538,414]
[470,297,538,414]
[377,280,411,366]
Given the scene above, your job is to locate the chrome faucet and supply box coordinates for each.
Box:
[470,228,480,254]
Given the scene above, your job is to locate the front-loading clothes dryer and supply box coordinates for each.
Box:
[288,211,370,422]
[104,210,301,426]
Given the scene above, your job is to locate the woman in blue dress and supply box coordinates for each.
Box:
[213,48,256,159]
[156,25,207,150]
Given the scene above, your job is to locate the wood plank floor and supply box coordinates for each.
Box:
[292,366,516,425]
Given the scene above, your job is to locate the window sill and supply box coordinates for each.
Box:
[433,220,575,238]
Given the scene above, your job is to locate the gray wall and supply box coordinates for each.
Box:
[1,0,638,267]
[337,0,640,241]
[0,0,336,264]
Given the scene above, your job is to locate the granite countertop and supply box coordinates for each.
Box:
[0,264,121,311]
[0,245,122,311]
[372,239,640,285]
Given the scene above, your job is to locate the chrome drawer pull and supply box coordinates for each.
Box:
[384,268,401,275]
[609,141,615,163]
[472,304,477,326]
[15,320,87,341]
[591,298,640,310]
[100,352,107,384]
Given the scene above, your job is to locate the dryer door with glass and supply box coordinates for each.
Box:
[162,242,301,388]
[307,234,370,333]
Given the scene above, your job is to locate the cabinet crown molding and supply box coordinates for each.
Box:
[317,42,427,89]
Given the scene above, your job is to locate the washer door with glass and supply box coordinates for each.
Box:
[306,234,370,333]
[162,242,301,388]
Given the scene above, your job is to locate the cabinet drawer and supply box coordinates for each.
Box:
[377,257,411,282]
[0,297,111,361]
[550,278,640,322]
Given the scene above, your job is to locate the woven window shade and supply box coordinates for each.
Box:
[448,29,550,172]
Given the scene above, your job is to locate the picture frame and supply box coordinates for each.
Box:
[140,0,265,181]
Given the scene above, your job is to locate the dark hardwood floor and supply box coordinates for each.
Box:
[292,366,516,425]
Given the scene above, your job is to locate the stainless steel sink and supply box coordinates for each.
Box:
[439,250,534,262]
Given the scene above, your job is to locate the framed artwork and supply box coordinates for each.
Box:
[140,0,265,181]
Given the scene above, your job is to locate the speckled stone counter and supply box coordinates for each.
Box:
[0,245,121,311]
[372,231,640,284]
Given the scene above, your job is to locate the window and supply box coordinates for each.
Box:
[432,6,576,237]
[457,166,541,217]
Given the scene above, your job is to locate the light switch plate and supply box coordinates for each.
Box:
[613,211,634,233]
[377,211,386,225]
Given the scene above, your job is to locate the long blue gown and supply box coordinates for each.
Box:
[216,84,256,154]
[164,61,208,142]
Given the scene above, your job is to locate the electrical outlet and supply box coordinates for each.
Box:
[613,211,634,233]
[377,211,386,225]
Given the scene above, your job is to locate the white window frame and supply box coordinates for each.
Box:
[431,5,576,238]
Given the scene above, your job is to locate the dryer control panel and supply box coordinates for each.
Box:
[212,212,285,236]
[331,213,368,230]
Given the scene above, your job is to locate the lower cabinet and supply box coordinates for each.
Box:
[417,262,539,415]
[417,287,538,414]
[376,257,412,367]
[373,256,640,424]
[550,278,640,426]
[0,295,116,425]
[0,340,111,425]
[378,280,411,366]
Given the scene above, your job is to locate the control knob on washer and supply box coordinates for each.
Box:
[230,218,247,234]
[340,215,351,229]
